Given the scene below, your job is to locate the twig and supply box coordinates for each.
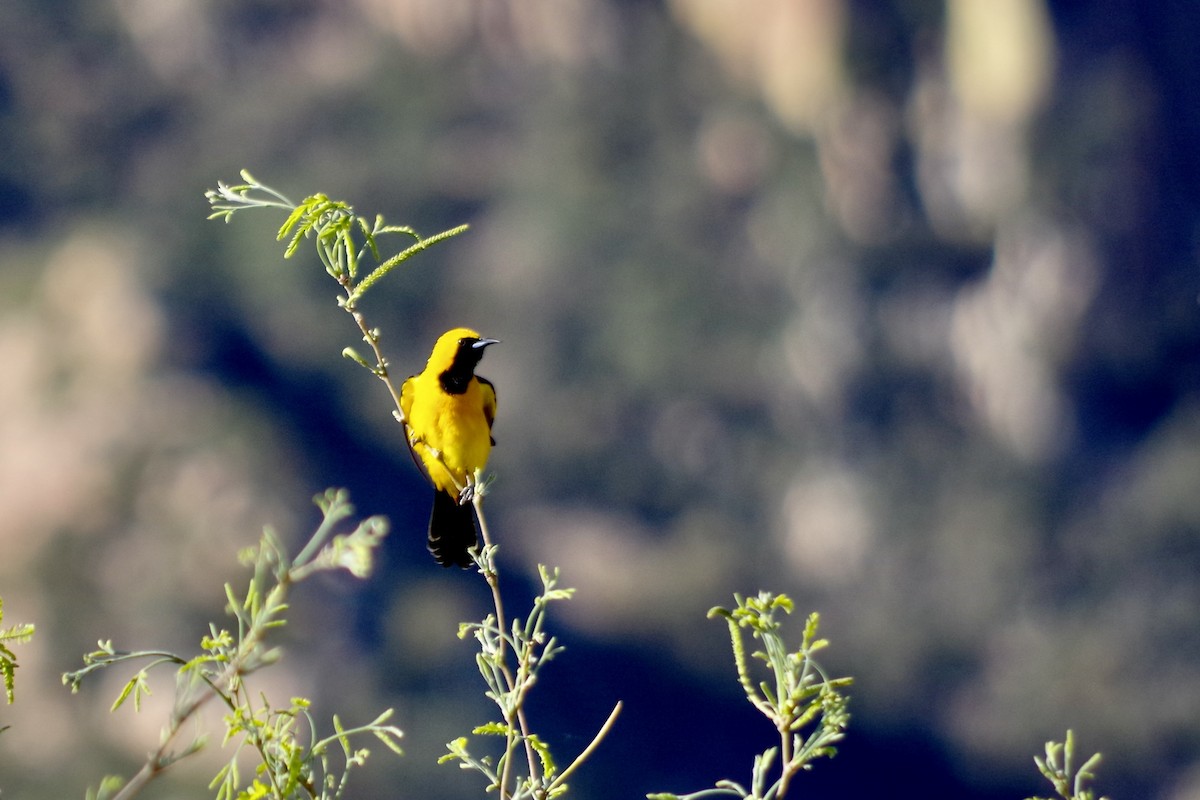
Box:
[473,494,542,799]
[547,701,624,793]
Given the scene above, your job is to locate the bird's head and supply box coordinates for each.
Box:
[429,327,499,391]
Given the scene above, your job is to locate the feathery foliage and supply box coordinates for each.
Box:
[64,490,399,800]
[0,597,35,708]
[649,592,852,800]
[1027,731,1110,800]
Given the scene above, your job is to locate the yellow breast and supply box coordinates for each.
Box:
[406,374,492,494]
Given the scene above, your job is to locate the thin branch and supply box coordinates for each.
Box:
[473,494,541,799]
[547,701,623,793]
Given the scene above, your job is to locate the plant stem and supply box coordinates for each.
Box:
[339,279,407,419]
[775,726,793,800]
[547,701,624,794]
[109,641,255,800]
[473,495,542,799]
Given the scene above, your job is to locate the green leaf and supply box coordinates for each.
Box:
[439,737,471,764]
[342,346,376,372]
[111,671,149,712]
[332,713,351,757]
[277,204,310,251]
[541,587,577,602]
[0,625,34,647]
[373,726,406,755]
[0,597,34,704]
[473,721,512,736]
[347,224,470,304]
[528,733,557,778]
[85,775,127,800]
[707,605,734,620]
[0,654,14,706]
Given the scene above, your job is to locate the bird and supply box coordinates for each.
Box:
[399,327,499,567]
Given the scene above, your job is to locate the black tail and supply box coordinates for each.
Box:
[427,490,478,568]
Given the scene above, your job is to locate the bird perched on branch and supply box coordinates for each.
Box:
[400,327,499,567]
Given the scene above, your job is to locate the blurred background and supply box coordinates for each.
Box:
[2,0,1199,797]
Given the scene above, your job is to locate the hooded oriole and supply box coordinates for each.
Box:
[400,327,499,567]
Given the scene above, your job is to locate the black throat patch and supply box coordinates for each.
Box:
[439,341,484,395]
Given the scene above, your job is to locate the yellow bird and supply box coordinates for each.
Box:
[400,327,499,567]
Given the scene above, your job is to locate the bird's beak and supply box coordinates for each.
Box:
[473,338,501,349]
